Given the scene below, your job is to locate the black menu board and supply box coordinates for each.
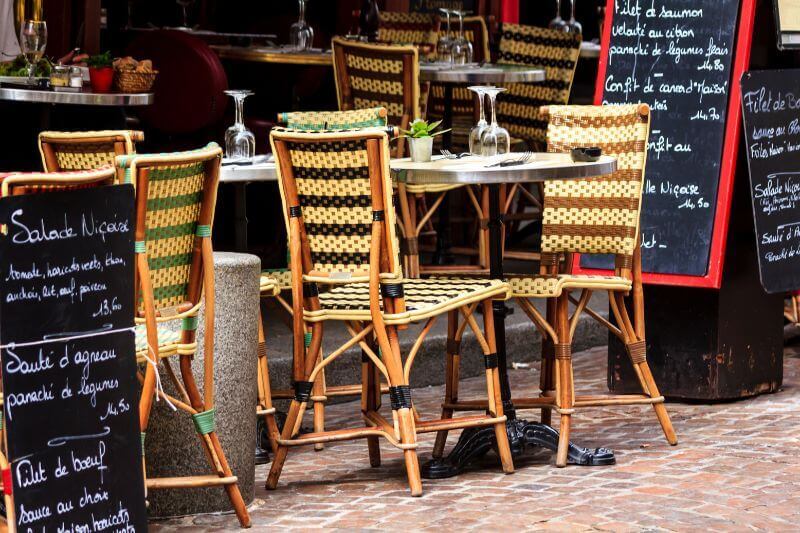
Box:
[0,186,147,531]
[587,0,743,279]
[741,69,800,293]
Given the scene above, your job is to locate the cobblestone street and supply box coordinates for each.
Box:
[153,344,800,532]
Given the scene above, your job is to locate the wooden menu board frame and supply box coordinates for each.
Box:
[573,0,757,288]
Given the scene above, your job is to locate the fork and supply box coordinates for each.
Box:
[440,149,473,159]
[485,151,532,167]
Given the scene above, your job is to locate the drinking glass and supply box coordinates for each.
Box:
[175,0,195,29]
[480,87,510,157]
[549,0,567,31]
[468,86,490,155]
[289,0,314,51]
[451,10,473,65]
[437,9,453,64]
[564,0,582,35]
[224,90,256,160]
[19,20,46,85]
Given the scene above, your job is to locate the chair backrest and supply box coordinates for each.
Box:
[38,130,144,173]
[496,24,581,148]
[277,107,388,131]
[270,127,401,285]
[332,38,420,157]
[541,104,651,267]
[116,143,222,318]
[0,166,117,197]
[377,11,440,58]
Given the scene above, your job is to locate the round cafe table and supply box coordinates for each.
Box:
[393,152,618,478]
[418,63,546,264]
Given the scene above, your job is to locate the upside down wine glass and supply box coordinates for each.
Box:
[480,87,510,156]
[224,90,256,160]
[451,10,473,65]
[564,0,582,35]
[289,0,314,51]
[437,8,453,63]
[468,86,490,155]
[549,0,567,31]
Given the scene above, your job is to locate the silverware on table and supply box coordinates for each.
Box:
[440,149,473,159]
[484,151,532,167]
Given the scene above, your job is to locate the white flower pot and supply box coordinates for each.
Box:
[409,136,434,162]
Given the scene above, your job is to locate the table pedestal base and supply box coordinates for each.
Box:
[421,419,615,479]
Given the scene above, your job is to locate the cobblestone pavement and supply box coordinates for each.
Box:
[152,345,800,532]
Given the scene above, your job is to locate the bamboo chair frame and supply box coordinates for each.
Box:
[267,127,513,496]
[0,166,118,528]
[118,144,250,527]
[257,108,393,455]
[435,105,677,467]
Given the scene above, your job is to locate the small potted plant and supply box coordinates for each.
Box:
[87,51,114,93]
[401,119,450,162]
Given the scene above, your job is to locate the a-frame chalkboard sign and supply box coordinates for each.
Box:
[576,0,757,288]
[0,185,147,531]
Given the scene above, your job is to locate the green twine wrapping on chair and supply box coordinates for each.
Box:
[141,432,146,453]
[134,241,146,253]
[196,224,212,238]
[183,315,198,331]
[192,409,216,435]
[304,332,312,348]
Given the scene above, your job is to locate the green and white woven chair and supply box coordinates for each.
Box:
[117,143,251,527]
[266,126,514,496]
[38,130,144,177]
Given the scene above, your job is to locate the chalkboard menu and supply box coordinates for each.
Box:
[0,186,147,531]
[740,69,800,293]
[584,0,756,287]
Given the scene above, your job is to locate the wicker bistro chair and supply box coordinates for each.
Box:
[256,108,392,456]
[332,37,471,278]
[267,126,513,496]
[435,104,677,467]
[38,130,144,175]
[377,11,440,59]
[116,143,251,527]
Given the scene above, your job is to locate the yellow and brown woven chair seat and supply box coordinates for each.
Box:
[305,277,508,324]
[134,323,196,362]
[507,274,632,298]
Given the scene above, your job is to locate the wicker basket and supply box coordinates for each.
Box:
[114,70,158,93]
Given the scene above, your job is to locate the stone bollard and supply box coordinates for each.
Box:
[145,252,260,518]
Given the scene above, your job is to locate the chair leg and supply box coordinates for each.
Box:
[540,297,557,426]
[361,337,382,467]
[312,362,326,451]
[481,299,514,474]
[433,310,460,459]
[553,293,574,468]
[266,398,305,490]
[623,338,677,446]
[256,309,280,453]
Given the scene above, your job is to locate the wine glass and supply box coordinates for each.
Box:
[224,90,256,160]
[480,87,510,157]
[19,20,47,86]
[289,0,314,51]
[437,9,453,64]
[564,0,582,36]
[451,10,473,65]
[549,0,567,31]
[468,86,490,155]
[175,0,195,30]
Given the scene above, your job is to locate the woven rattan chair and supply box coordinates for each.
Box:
[256,108,392,456]
[0,165,118,519]
[116,143,250,527]
[493,24,582,262]
[436,104,677,467]
[266,126,513,496]
[38,130,144,175]
[377,11,440,59]
[332,37,469,278]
